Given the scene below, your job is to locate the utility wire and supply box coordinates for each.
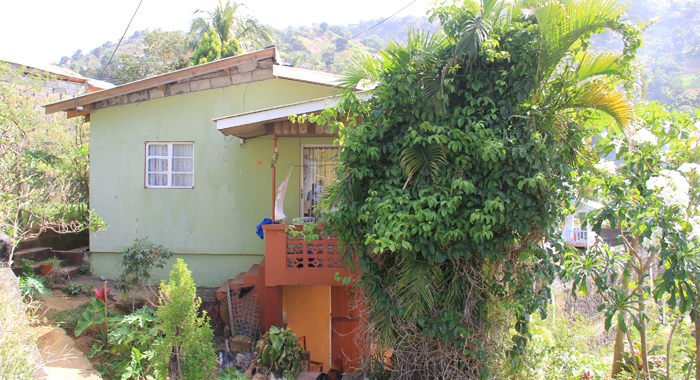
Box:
[96,0,145,81]
[305,0,419,63]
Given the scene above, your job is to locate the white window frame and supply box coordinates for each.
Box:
[144,142,195,189]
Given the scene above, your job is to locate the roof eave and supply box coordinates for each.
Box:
[42,47,278,115]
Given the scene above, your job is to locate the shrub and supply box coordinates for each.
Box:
[67,282,82,295]
[117,236,172,295]
[257,325,304,380]
[18,275,50,301]
[152,259,216,380]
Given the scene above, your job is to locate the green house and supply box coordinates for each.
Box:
[44,47,347,286]
[45,47,367,370]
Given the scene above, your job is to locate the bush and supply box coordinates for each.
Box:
[257,325,304,379]
[512,303,609,379]
[152,259,216,380]
[18,275,50,301]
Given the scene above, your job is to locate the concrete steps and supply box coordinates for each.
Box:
[216,258,267,334]
[11,246,86,278]
[13,247,54,262]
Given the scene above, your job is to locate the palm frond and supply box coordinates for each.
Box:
[574,50,625,81]
[337,53,383,94]
[561,80,634,132]
[236,19,274,51]
[395,259,443,322]
[399,143,448,189]
[535,0,630,84]
[455,17,493,62]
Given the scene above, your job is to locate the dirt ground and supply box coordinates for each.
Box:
[36,287,102,379]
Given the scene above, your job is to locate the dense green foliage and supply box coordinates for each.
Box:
[257,325,305,379]
[191,28,241,65]
[568,103,700,378]
[0,276,43,379]
[113,29,189,84]
[0,63,101,259]
[152,259,216,380]
[296,0,644,377]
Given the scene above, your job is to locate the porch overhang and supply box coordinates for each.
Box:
[212,92,371,139]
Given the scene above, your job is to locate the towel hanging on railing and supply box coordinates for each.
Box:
[274,168,293,223]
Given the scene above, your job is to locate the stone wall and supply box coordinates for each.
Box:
[6,62,89,99]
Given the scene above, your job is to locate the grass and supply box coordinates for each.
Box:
[0,271,43,379]
[45,301,90,331]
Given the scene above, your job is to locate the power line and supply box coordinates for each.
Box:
[338,0,419,49]
[305,0,419,63]
[96,0,145,81]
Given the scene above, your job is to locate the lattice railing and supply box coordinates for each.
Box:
[566,229,590,244]
[285,233,344,270]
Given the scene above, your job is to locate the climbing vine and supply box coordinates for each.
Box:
[295,1,644,377]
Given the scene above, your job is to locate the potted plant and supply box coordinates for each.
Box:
[229,334,252,352]
[39,257,60,275]
[257,326,304,380]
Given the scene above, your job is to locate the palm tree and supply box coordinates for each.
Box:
[189,0,273,53]
[342,0,637,133]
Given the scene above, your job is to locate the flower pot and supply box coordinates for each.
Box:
[39,263,53,275]
[229,337,252,352]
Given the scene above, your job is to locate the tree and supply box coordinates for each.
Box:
[152,259,216,380]
[189,0,272,54]
[190,27,240,66]
[297,0,643,377]
[568,103,700,378]
[113,29,189,84]
[0,63,105,263]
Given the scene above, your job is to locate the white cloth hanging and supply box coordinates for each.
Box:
[274,168,293,223]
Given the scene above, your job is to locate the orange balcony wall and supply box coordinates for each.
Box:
[262,224,350,286]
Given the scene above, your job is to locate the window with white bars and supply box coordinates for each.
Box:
[145,142,194,188]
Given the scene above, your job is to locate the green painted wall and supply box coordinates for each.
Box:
[89,78,336,286]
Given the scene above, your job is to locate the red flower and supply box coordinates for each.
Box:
[93,285,111,301]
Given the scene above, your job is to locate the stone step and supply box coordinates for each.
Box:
[53,249,87,266]
[13,247,54,262]
[12,260,78,277]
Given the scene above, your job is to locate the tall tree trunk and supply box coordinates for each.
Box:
[612,259,633,378]
[639,297,650,376]
[612,315,626,377]
[638,261,650,377]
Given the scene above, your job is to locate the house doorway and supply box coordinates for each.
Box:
[300,145,340,219]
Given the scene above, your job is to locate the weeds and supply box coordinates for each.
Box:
[46,302,90,331]
[0,271,43,379]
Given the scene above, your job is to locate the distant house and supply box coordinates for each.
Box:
[562,199,602,249]
[43,47,362,370]
[2,58,113,99]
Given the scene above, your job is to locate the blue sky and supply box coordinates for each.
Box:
[0,0,434,66]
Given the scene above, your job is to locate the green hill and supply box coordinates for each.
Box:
[54,16,438,84]
[54,4,699,112]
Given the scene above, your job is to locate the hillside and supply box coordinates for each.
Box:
[55,3,699,112]
[54,16,438,84]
